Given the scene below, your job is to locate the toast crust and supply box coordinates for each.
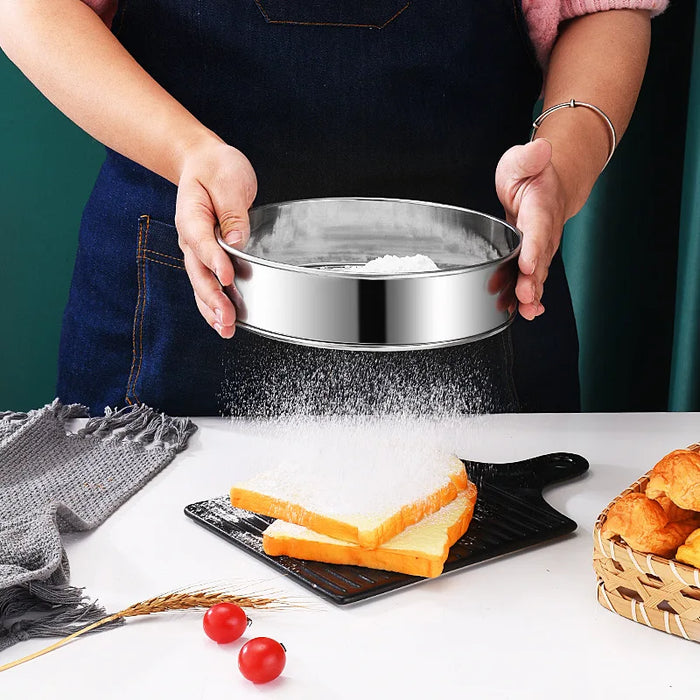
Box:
[262,481,477,578]
[231,461,468,549]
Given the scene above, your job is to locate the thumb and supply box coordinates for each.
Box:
[497,138,553,187]
[218,193,252,249]
[513,138,552,179]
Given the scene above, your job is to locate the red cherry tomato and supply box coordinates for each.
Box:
[202,603,250,644]
[238,637,286,683]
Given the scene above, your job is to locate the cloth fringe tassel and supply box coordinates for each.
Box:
[77,403,197,452]
[1,401,89,444]
[1,399,197,454]
[0,399,196,653]
[0,582,121,652]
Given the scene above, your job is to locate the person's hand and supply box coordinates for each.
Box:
[175,139,257,338]
[495,138,568,321]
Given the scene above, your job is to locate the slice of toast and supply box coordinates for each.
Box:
[230,452,468,549]
[262,482,477,578]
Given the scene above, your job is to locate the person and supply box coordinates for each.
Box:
[0,1,663,417]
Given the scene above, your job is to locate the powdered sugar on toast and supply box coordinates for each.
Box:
[264,490,471,556]
[230,419,468,544]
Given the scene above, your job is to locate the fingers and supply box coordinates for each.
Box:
[176,184,236,287]
[183,247,237,326]
[515,198,555,321]
[516,253,547,320]
[518,297,545,321]
[184,247,237,337]
[194,293,235,338]
[513,177,564,322]
[176,181,238,337]
[172,141,259,334]
[517,187,556,279]
[494,139,564,322]
[175,143,258,336]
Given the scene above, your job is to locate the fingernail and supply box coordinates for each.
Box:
[214,308,223,324]
[520,258,535,276]
[224,231,243,245]
[214,322,224,336]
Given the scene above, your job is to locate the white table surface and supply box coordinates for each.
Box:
[3,412,700,699]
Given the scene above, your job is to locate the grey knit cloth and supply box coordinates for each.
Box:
[0,400,197,651]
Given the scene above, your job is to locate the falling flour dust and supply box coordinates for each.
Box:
[217,243,509,474]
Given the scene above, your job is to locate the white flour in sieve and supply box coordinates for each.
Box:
[339,254,439,273]
[334,238,499,274]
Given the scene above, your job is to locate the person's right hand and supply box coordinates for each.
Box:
[175,139,258,338]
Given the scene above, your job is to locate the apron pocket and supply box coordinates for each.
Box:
[126,215,229,415]
[254,0,410,29]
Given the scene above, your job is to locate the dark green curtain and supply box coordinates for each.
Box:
[562,0,700,411]
[670,1,700,410]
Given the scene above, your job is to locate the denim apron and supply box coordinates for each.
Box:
[57,0,580,416]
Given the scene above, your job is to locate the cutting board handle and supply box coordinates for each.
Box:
[463,452,589,491]
[528,452,590,488]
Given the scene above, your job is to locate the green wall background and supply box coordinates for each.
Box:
[561,1,697,411]
[0,54,103,411]
[0,4,697,413]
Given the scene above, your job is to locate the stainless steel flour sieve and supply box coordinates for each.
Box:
[217,198,521,350]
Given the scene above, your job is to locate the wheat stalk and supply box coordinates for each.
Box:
[0,583,301,673]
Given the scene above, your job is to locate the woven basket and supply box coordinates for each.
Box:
[593,444,700,643]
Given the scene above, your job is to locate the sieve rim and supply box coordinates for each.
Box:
[216,196,522,278]
[235,314,516,351]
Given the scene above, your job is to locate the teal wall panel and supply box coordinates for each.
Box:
[0,52,104,410]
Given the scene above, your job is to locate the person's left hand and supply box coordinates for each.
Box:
[495,138,568,321]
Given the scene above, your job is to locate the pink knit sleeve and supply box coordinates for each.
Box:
[80,0,118,28]
[522,0,669,68]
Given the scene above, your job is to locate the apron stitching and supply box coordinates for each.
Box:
[253,0,410,29]
[142,256,186,271]
[142,249,185,264]
[125,214,149,405]
[132,217,151,404]
[125,215,145,404]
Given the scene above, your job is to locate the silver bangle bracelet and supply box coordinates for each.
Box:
[530,99,617,171]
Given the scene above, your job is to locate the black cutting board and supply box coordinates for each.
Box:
[185,452,589,605]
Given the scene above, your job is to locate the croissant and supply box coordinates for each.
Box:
[654,494,699,523]
[676,528,700,569]
[602,492,699,558]
[645,449,700,511]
